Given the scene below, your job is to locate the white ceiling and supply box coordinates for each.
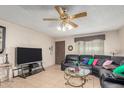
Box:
[0,5,124,38]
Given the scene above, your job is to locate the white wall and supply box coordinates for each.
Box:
[118,27,124,56]
[55,30,121,56]
[0,19,55,79]
[104,31,120,55]
[56,37,77,55]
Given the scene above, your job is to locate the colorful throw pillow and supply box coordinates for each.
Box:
[103,60,113,66]
[82,58,89,64]
[113,65,124,77]
[92,59,98,66]
[103,60,115,69]
[104,65,116,70]
[88,58,94,65]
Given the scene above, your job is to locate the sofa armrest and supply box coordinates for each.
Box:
[61,59,66,64]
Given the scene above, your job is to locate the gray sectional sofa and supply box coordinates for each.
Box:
[61,54,124,88]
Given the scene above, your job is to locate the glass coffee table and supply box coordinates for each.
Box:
[64,66,91,88]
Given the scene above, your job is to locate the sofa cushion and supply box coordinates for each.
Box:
[65,55,79,63]
[63,62,75,67]
[97,59,105,66]
[94,55,111,60]
[80,65,92,70]
[92,65,104,77]
[120,60,124,65]
[99,69,112,77]
[66,60,75,63]
[92,65,103,72]
[111,56,124,65]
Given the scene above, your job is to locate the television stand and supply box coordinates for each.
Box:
[13,61,45,79]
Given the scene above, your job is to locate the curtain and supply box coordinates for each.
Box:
[77,39,104,55]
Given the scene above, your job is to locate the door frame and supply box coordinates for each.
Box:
[55,41,65,64]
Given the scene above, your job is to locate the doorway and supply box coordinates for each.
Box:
[55,41,65,64]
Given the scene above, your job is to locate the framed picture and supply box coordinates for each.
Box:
[68,45,73,51]
[0,26,6,53]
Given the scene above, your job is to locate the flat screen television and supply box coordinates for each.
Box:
[16,47,42,65]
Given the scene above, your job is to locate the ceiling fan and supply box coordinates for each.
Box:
[43,6,87,31]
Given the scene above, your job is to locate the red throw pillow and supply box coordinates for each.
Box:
[92,59,98,66]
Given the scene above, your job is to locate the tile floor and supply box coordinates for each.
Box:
[0,65,100,88]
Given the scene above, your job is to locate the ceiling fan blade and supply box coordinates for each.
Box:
[43,18,59,21]
[70,12,87,19]
[68,21,78,28]
[54,6,65,17]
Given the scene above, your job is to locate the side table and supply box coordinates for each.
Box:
[0,63,12,86]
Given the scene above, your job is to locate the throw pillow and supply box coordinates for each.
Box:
[113,65,124,77]
[88,58,94,65]
[104,65,116,70]
[92,59,98,66]
[82,58,89,64]
[97,59,105,66]
[103,60,117,70]
[102,60,113,67]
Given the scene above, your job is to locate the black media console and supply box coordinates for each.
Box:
[13,61,45,78]
[14,47,44,78]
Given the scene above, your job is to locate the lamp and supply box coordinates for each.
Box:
[57,22,73,31]
[110,49,119,57]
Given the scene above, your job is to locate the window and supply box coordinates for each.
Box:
[77,39,104,55]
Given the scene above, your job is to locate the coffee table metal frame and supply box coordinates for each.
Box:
[64,67,90,88]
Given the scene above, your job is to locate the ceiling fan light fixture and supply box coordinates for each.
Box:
[57,26,61,31]
[62,26,66,31]
[66,23,73,30]
[57,22,65,31]
[57,25,66,31]
[43,6,87,31]
[57,22,73,31]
